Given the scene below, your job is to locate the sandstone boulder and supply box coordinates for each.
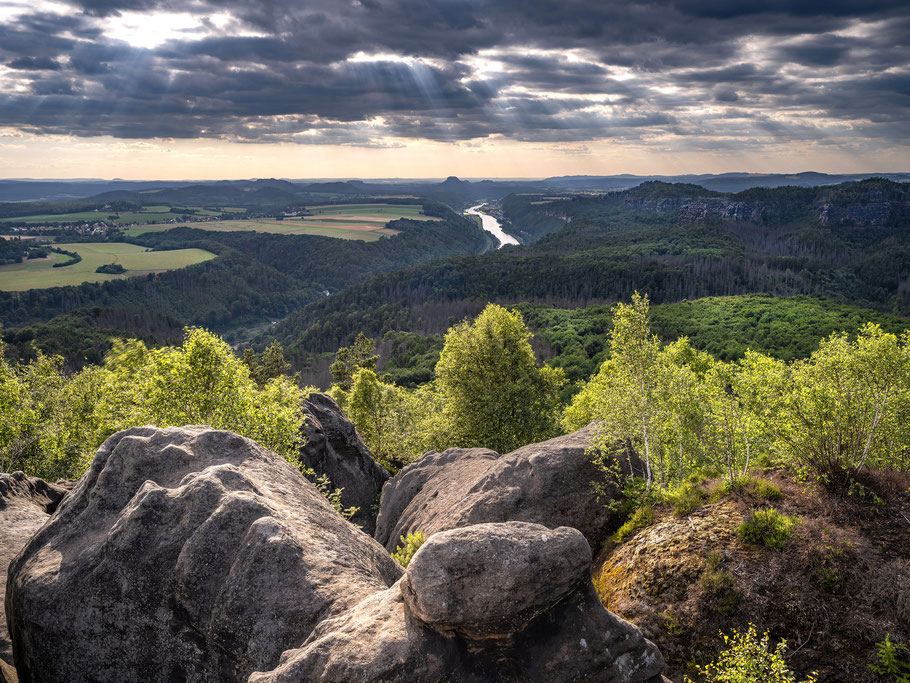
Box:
[250,580,483,683]
[0,472,69,674]
[375,425,629,552]
[401,522,591,639]
[253,521,666,683]
[300,392,389,534]
[6,426,402,683]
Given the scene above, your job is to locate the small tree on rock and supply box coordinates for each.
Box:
[434,304,564,454]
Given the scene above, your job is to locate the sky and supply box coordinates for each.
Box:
[0,0,908,179]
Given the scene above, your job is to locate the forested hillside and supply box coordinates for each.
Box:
[263,179,910,372]
[0,204,491,343]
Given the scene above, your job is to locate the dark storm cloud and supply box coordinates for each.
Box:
[7,56,63,70]
[0,0,907,148]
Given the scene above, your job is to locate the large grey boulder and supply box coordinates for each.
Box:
[250,579,483,683]
[300,392,389,534]
[0,472,69,675]
[401,522,591,639]
[252,521,666,683]
[375,425,628,552]
[6,426,401,683]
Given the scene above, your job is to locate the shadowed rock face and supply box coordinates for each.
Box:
[375,425,629,552]
[8,427,666,683]
[0,472,69,676]
[299,392,390,534]
[6,426,402,683]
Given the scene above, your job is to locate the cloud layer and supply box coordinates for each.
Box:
[0,0,907,152]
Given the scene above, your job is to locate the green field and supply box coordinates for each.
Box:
[0,242,216,291]
[123,203,439,240]
[4,205,239,226]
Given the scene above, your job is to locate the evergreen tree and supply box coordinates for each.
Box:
[330,332,378,392]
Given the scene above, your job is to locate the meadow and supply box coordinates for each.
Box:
[123,203,438,240]
[0,242,216,291]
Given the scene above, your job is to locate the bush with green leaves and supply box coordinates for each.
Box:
[871,635,910,683]
[435,304,565,454]
[738,508,799,550]
[750,324,910,488]
[686,624,817,683]
[1,328,309,475]
[568,293,910,502]
[341,368,441,471]
[102,329,310,461]
[391,531,426,567]
[612,504,655,543]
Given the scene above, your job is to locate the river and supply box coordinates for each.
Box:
[465,204,519,248]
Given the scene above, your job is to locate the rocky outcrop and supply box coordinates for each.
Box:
[252,521,666,683]
[6,426,402,682]
[8,426,667,683]
[624,196,785,223]
[816,198,904,226]
[593,470,910,682]
[375,425,630,552]
[0,472,69,675]
[300,392,389,534]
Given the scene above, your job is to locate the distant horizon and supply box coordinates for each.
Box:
[3,170,910,184]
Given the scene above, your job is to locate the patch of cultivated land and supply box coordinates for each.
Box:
[123,203,439,240]
[6,205,235,226]
[0,242,216,291]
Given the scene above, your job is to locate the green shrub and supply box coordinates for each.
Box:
[754,478,782,500]
[871,635,910,683]
[686,624,817,682]
[698,565,740,615]
[303,470,358,521]
[664,481,708,515]
[738,508,799,550]
[391,531,426,567]
[613,504,655,543]
[719,475,782,501]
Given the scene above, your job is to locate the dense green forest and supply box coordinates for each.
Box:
[339,295,910,394]
[2,307,184,369]
[5,297,908,492]
[264,179,910,370]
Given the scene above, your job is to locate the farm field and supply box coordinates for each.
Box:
[122,203,438,240]
[0,242,216,291]
[3,205,241,226]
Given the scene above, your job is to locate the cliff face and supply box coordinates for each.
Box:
[622,179,910,227]
[624,196,785,223]
[816,187,910,226]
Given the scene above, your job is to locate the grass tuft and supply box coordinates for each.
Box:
[738,508,799,550]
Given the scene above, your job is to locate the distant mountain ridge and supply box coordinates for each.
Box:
[2,172,907,204]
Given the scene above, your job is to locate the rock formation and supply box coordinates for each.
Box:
[253,521,666,683]
[7,426,667,683]
[0,472,69,679]
[299,392,389,534]
[375,425,631,552]
[6,426,402,682]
